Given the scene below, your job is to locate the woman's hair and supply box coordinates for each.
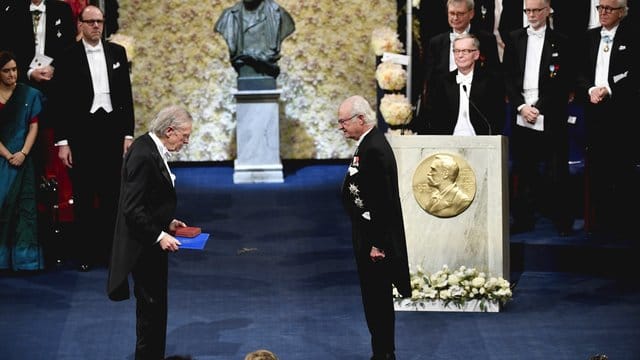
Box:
[0,51,17,70]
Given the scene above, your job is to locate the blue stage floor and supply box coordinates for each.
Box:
[1,163,638,360]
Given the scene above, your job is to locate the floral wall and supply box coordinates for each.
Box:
[117,0,398,161]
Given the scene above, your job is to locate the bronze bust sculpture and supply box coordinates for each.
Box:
[215,0,295,90]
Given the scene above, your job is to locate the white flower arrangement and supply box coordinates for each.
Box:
[370,26,404,56]
[375,62,407,91]
[379,93,413,126]
[108,33,135,61]
[394,265,513,310]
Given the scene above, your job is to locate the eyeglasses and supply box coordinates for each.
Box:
[338,114,360,125]
[448,10,471,18]
[452,48,478,55]
[81,19,104,25]
[523,7,547,15]
[596,5,622,13]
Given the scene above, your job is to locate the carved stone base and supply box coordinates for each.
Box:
[237,76,276,90]
[232,89,284,184]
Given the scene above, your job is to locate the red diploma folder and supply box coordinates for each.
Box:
[174,226,202,238]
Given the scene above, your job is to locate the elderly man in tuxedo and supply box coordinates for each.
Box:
[416,0,501,133]
[502,0,577,236]
[55,5,134,271]
[423,34,505,135]
[424,0,501,84]
[576,0,638,236]
[339,95,411,360]
[108,105,192,360]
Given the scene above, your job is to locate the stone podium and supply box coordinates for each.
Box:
[232,89,284,183]
[388,135,510,281]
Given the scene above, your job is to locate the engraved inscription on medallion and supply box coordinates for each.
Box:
[412,153,476,218]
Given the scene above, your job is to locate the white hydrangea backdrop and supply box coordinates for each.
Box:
[118,0,397,161]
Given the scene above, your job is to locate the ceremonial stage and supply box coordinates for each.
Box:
[1,161,638,360]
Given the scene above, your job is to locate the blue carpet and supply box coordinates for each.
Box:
[1,162,638,360]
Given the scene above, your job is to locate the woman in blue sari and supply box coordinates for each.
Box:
[0,51,44,271]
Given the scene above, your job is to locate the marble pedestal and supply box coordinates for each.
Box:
[388,135,510,281]
[232,89,284,183]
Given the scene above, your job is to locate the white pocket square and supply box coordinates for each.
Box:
[619,45,626,50]
[361,211,371,221]
[552,52,559,57]
[613,71,628,83]
[55,19,61,25]
[113,62,120,69]
[348,166,358,176]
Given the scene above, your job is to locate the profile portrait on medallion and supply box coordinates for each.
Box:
[412,153,476,218]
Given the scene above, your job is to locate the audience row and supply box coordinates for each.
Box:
[410,0,638,237]
[0,1,131,273]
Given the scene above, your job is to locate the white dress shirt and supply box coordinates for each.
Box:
[27,2,47,80]
[522,25,545,107]
[454,70,476,136]
[83,39,113,114]
[593,26,617,96]
[149,132,176,188]
[30,2,46,55]
[149,132,176,243]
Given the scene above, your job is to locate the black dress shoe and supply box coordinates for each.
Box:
[78,263,90,272]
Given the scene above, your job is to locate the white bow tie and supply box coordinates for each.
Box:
[456,72,473,85]
[86,46,103,53]
[600,29,615,40]
[449,32,466,42]
[527,27,544,38]
[30,3,45,13]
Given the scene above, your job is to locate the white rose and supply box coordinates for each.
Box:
[471,277,486,288]
[448,274,461,286]
[439,289,451,300]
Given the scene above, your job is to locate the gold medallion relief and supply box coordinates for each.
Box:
[412,153,476,218]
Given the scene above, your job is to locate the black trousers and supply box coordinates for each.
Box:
[69,109,123,265]
[511,125,572,230]
[132,248,168,360]
[356,255,396,356]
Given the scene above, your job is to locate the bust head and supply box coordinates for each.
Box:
[427,155,460,190]
[215,0,295,89]
[242,0,263,9]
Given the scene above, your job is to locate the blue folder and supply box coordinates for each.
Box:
[176,233,209,250]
